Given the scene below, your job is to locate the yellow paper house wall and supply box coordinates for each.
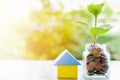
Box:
[54,50,81,79]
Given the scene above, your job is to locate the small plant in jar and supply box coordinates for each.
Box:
[82,3,112,78]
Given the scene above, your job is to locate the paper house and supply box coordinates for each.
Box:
[54,50,81,79]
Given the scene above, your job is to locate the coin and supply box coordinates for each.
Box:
[88,71,94,75]
[100,53,107,58]
[95,57,101,64]
[92,50,100,57]
[100,58,107,63]
[87,61,96,71]
[96,71,101,74]
[95,63,102,70]
[87,54,94,62]
[101,63,109,72]
[100,55,107,63]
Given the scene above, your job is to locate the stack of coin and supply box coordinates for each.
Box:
[86,45,109,75]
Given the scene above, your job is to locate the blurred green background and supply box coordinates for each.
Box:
[0,0,120,60]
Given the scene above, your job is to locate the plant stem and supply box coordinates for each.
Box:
[93,16,97,45]
[95,16,97,27]
[93,36,96,45]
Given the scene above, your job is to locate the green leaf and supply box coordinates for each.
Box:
[90,27,100,36]
[88,3,104,17]
[90,24,112,37]
[75,21,88,26]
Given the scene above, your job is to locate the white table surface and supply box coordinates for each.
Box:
[0,60,119,80]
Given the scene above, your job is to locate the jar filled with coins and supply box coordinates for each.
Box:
[83,44,110,79]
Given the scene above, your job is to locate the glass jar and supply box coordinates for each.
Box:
[83,43,110,79]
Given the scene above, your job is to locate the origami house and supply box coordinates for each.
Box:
[54,50,81,79]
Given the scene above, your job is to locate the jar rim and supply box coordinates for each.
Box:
[85,43,106,50]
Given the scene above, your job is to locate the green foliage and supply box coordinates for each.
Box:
[88,3,104,17]
[87,3,112,45]
[75,21,88,26]
[90,25,112,37]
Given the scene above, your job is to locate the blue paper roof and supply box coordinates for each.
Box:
[54,50,81,65]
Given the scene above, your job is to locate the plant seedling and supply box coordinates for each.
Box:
[87,3,112,45]
[85,3,111,76]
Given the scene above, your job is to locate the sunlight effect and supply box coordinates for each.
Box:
[0,0,29,21]
[0,0,30,59]
[0,0,30,27]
